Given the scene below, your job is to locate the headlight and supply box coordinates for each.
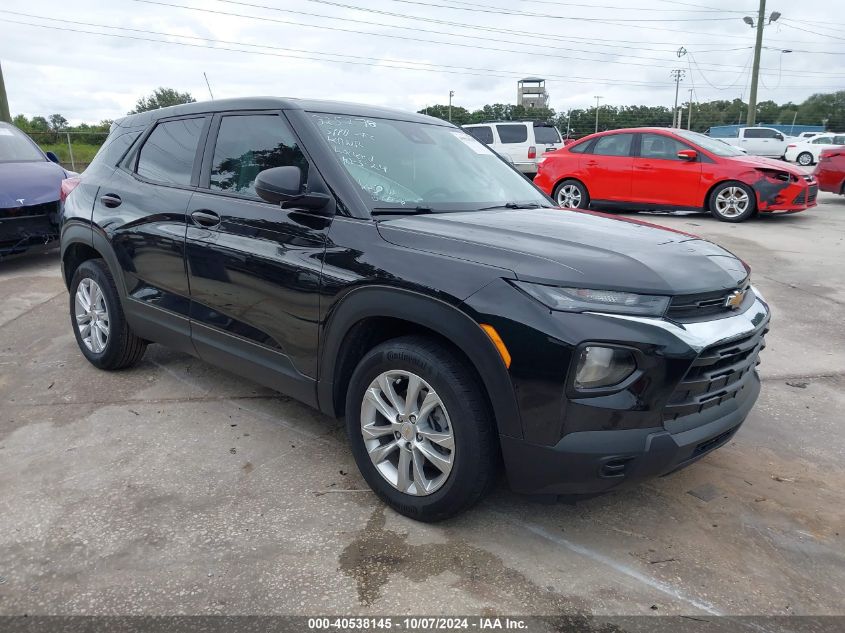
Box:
[512,282,670,316]
[574,346,637,389]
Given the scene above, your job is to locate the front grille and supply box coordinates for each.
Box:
[663,326,767,423]
[667,281,750,320]
[808,184,818,204]
[793,190,805,205]
[0,200,58,220]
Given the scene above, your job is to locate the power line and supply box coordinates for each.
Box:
[521,0,745,11]
[296,0,755,40]
[0,17,679,88]
[779,19,845,41]
[0,6,799,82]
[378,0,740,21]
[132,2,845,79]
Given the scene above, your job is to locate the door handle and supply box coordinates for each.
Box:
[100,193,122,208]
[586,160,598,166]
[190,210,221,228]
[637,163,653,169]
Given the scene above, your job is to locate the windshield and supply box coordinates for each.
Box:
[534,126,561,144]
[674,129,745,157]
[0,126,45,162]
[309,113,551,211]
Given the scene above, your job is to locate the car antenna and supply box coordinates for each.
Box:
[203,72,215,100]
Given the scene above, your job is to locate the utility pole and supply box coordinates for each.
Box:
[565,109,572,139]
[203,72,214,100]
[744,0,781,126]
[0,61,11,124]
[670,69,685,128]
[687,88,694,131]
[594,95,602,133]
[448,90,455,122]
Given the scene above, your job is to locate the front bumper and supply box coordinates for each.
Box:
[0,213,59,256]
[755,176,818,212]
[499,294,770,496]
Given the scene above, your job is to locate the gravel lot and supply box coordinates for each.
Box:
[1,193,843,618]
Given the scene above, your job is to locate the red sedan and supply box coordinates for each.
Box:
[534,127,818,222]
[813,148,845,195]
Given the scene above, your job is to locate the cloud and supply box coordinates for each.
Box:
[0,0,840,123]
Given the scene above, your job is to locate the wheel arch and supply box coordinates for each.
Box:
[318,286,522,439]
[61,228,127,298]
[552,176,589,197]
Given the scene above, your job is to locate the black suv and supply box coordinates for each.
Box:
[60,98,769,521]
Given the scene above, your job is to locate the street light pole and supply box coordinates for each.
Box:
[448,90,454,122]
[744,1,780,126]
[594,95,602,133]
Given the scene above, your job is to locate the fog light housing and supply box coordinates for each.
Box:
[574,346,636,390]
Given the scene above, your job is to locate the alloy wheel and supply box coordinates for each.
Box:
[714,186,750,218]
[557,184,582,208]
[360,370,455,496]
[75,278,110,353]
[797,152,813,166]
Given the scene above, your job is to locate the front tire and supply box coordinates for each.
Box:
[345,336,498,522]
[708,181,756,223]
[796,151,814,166]
[70,259,147,370]
[553,179,590,209]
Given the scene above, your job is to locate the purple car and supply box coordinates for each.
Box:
[1,121,73,257]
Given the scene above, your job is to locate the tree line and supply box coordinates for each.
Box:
[420,90,845,137]
[11,87,196,144]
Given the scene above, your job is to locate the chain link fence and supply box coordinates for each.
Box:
[26,131,109,173]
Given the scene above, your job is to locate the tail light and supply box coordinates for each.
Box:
[528,146,536,159]
[786,144,796,148]
[60,177,81,203]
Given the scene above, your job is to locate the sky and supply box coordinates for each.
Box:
[0,0,843,124]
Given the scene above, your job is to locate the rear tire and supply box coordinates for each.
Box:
[708,181,756,223]
[796,152,814,167]
[69,259,147,370]
[345,336,498,522]
[553,179,590,209]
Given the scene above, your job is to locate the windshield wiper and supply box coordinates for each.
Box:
[476,202,553,211]
[371,206,436,217]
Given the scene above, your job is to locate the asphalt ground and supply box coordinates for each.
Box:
[0,192,843,619]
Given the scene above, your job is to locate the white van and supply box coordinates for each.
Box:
[462,121,562,177]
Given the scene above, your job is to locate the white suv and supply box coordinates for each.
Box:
[462,121,562,177]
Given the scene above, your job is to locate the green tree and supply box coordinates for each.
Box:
[130,87,196,114]
[48,114,68,131]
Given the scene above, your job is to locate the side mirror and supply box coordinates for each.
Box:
[775,133,784,141]
[45,151,60,164]
[255,166,330,211]
[677,149,698,161]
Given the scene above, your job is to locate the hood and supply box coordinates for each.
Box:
[724,154,805,175]
[0,161,67,209]
[377,208,748,295]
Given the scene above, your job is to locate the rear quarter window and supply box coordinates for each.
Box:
[464,126,494,145]
[533,126,561,144]
[496,124,528,144]
[136,117,205,186]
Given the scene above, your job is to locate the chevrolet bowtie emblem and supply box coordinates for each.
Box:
[725,289,745,309]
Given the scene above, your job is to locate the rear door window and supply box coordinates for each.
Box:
[136,117,205,186]
[464,126,494,145]
[744,128,777,139]
[533,126,561,144]
[208,114,309,199]
[812,136,834,144]
[496,124,528,144]
[591,134,634,157]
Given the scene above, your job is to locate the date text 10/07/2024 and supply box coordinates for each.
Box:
[307,617,529,630]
